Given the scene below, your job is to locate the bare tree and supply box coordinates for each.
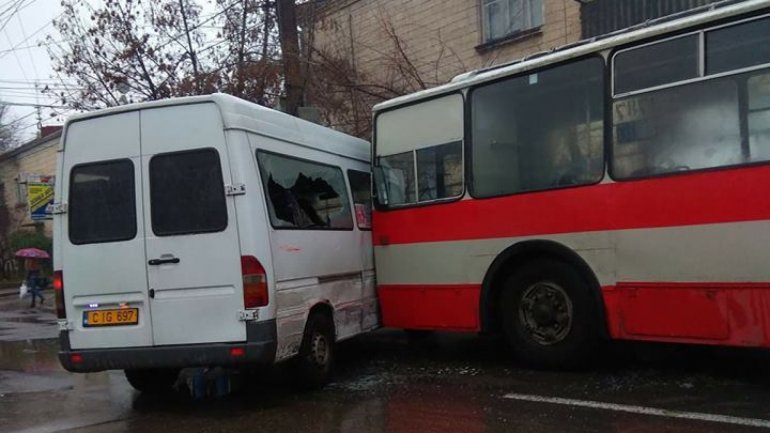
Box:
[216,0,283,105]
[304,10,467,138]
[47,0,282,109]
[0,104,19,151]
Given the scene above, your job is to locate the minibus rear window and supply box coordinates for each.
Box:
[150,148,228,236]
[69,159,137,245]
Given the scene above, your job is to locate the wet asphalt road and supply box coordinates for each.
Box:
[2,293,770,433]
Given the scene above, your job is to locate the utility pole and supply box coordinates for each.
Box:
[276,0,303,116]
[34,81,42,136]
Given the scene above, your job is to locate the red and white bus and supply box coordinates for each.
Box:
[371,0,770,368]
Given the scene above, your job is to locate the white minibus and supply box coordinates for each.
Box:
[53,94,377,392]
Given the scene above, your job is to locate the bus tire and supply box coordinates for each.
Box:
[292,312,335,389]
[124,368,179,394]
[500,259,599,369]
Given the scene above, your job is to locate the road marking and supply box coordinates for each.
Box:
[503,393,770,429]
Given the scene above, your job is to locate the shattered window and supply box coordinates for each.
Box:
[257,151,353,230]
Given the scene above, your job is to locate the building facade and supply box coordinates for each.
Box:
[310,0,582,88]
[0,128,61,275]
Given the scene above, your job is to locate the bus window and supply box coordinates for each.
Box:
[614,35,699,95]
[612,78,742,178]
[378,151,416,206]
[416,141,463,201]
[470,57,604,197]
[706,17,770,75]
[749,73,770,161]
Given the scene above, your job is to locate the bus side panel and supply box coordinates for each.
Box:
[377,284,480,331]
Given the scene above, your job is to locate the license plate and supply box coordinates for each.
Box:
[83,308,139,327]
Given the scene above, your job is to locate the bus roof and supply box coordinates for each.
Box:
[62,93,371,163]
[373,0,770,113]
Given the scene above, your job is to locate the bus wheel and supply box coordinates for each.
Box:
[292,312,335,389]
[500,260,598,369]
[124,368,179,394]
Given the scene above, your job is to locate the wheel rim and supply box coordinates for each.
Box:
[310,332,329,367]
[519,281,573,346]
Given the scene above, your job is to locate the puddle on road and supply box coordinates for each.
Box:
[0,338,62,372]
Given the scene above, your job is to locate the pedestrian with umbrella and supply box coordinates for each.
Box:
[15,248,50,308]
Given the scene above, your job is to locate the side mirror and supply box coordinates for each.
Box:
[372,166,389,206]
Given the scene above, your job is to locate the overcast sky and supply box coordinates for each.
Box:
[0,0,66,142]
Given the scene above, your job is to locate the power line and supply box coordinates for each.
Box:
[2,101,69,108]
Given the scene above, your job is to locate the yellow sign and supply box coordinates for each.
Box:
[26,175,55,220]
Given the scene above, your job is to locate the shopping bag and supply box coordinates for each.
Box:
[19,282,28,299]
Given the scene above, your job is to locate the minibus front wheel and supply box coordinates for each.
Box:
[292,311,335,389]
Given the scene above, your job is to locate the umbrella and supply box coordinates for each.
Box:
[15,248,50,259]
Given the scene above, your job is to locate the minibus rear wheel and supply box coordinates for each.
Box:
[292,312,335,389]
[124,368,180,394]
[499,259,599,369]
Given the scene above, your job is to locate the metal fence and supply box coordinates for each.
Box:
[580,0,739,38]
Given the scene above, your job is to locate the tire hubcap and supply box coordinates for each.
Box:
[310,333,329,367]
[520,282,573,346]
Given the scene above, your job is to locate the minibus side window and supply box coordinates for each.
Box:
[257,151,354,230]
[348,170,372,230]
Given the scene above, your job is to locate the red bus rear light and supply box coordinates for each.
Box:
[53,270,66,319]
[229,347,245,357]
[240,256,268,308]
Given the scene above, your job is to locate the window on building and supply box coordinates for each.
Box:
[482,0,543,43]
[69,160,136,245]
[471,57,605,197]
[150,148,228,236]
[257,151,353,230]
[348,170,372,230]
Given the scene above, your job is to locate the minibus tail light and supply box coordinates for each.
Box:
[54,270,66,319]
[241,256,268,308]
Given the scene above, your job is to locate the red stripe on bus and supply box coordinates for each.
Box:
[379,282,770,347]
[373,165,770,246]
[377,284,482,331]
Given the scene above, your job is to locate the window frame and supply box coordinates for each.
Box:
[149,147,229,237]
[609,12,770,182]
[256,149,355,232]
[68,158,138,245]
[480,0,544,44]
[372,91,467,211]
[347,169,373,231]
[466,54,608,200]
[611,12,770,98]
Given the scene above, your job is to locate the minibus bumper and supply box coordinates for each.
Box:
[58,320,277,373]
